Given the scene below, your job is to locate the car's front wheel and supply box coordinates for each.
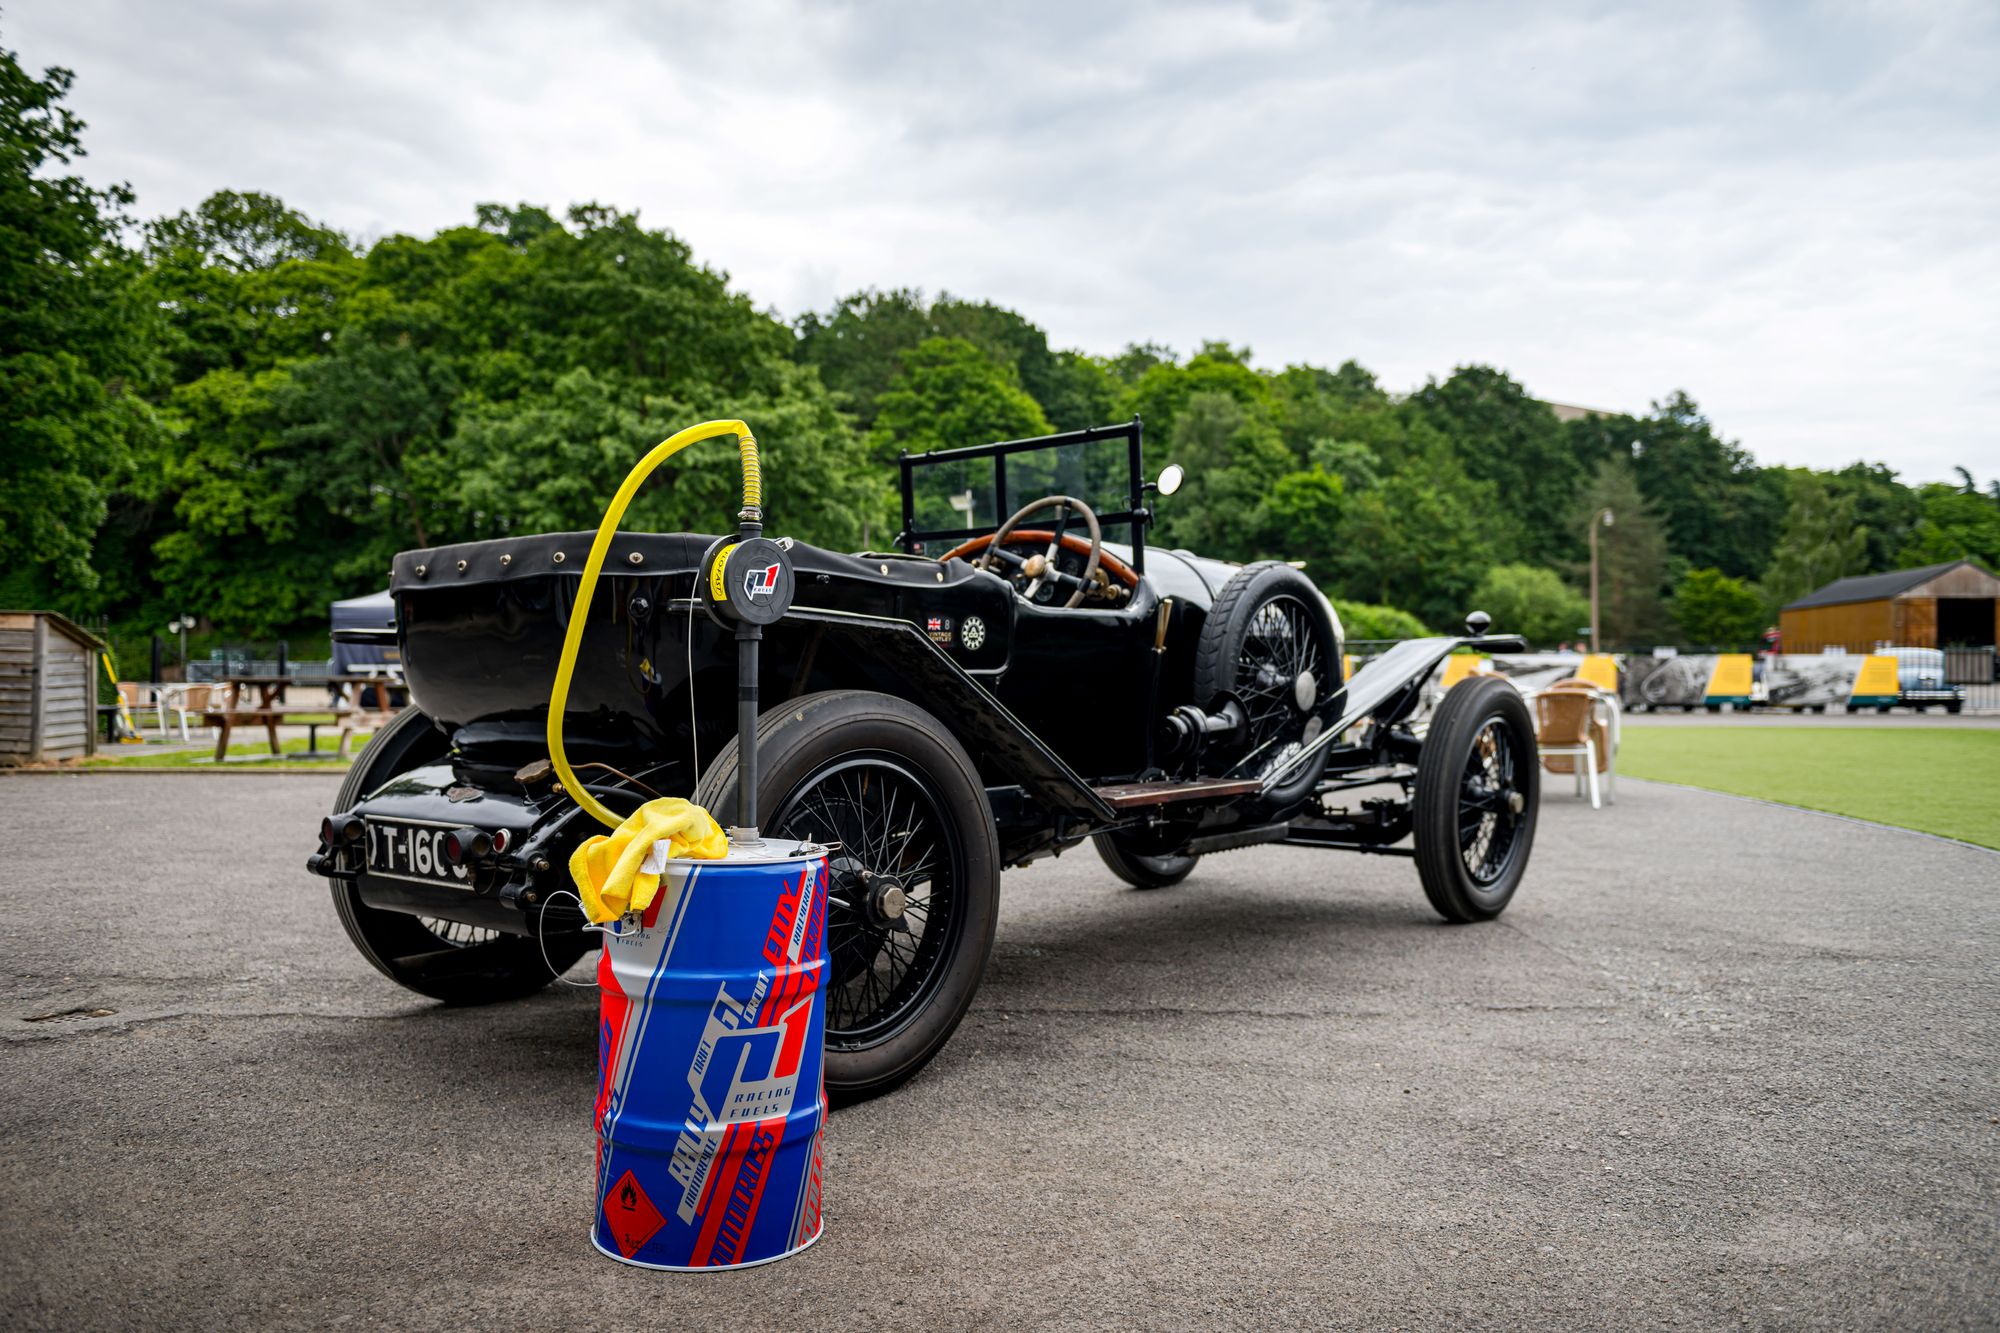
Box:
[696,690,1000,1102]
[1412,675,1539,923]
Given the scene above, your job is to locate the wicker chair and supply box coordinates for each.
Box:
[1532,688,1609,809]
[1543,677,1620,779]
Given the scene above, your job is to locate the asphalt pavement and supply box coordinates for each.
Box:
[1,773,1995,1330]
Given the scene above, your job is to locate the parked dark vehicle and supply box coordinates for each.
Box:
[311,420,1539,1098]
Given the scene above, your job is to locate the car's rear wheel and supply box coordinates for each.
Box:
[1092,831,1199,889]
[696,690,999,1102]
[1413,676,1538,923]
[329,707,592,1003]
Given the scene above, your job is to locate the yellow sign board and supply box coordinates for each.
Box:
[1576,653,1619,693]
[1440,654,1486,689]
[1704,653,1754,702]
[1850,654,1900,703]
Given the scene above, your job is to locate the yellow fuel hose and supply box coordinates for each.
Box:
[547,418,759,829]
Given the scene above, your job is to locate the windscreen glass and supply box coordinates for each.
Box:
[907,437,1136,540]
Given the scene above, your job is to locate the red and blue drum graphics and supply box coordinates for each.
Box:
[592,840,828,1270]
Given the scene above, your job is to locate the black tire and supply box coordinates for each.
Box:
[1413,676,1538,923]
[1947,701,1964,715]
[1190,562,1340,808]
[329,708,592,1003]
[1092,831,1199,889]
[696,690,999,1102]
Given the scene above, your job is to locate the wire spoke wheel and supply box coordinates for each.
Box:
[698,690,1000,1100]
[1412,675,1539,923]
[771,755,964,1050]
[416,918,502,948]
[1191,564,1341,809]
[1230,594,1327,781]
[1455,718,1523,885]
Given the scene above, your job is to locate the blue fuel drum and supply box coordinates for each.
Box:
[592,840,829,1270]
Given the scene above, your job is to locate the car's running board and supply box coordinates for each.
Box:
[1092,777,1264,809]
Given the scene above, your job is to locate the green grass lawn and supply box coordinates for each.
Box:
[80,731,372,771]
[1621,726,2000,849]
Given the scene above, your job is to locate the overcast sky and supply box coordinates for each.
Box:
[12,0,1998,481]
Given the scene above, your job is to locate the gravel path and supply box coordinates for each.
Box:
[1,773,1993,1330]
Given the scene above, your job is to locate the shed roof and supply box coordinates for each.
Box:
[0,610,106,651]
[1782,560,1996,611]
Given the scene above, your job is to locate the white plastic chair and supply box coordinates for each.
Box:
[157,684,218,742]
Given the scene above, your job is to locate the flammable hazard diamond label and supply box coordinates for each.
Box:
[603,1169,666,1258]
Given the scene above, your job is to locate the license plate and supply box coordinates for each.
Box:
[365,819,471,888]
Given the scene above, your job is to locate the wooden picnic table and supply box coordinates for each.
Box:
[202,674,401,762]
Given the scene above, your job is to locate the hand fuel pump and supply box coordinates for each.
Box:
[545,418,792,839]
[544,420,827,1272]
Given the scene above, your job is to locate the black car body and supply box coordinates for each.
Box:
[313,420,1541,1096]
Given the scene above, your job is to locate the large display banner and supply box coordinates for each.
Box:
[1762,656,1864,709]
[1623,655,1716,709]
[1400,650,1917,714]
[1621,653,1904,711]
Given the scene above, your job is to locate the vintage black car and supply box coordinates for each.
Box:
[311,420,1539,1098]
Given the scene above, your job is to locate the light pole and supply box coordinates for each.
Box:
[166,616,194,675]
[1588,509,1614,652]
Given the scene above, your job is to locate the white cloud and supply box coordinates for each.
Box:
[11,0,1997,480]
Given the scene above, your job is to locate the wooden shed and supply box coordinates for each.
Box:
[0,611,105,764]
[1780,560,2000,652]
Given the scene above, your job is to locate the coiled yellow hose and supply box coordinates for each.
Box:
[739,432,762,512]
[548,419,759,829]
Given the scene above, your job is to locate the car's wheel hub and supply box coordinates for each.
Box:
[864,871,911,931]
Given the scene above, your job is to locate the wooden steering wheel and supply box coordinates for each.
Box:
[939,495,1138,608]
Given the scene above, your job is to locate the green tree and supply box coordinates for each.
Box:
[1671,568,1766,647]
[1470,564,1590,646]
[867,337,1051,462]
[1152,390,1296,558]
[1566,392,1784,580]
[795,288,1105,430]
[1268,360,1387,463]
[1122,345,1270,452]
[1895,483,2000,569]
[1571,458,1671,644]
[1257,468,1346,575]
[436,364,881,551]
[0,46,158,600]
[1822,462,1921,573]
[1329,600,1429,641]
[1328,417,1502,629]
[1106,342,1174,384]
[1757,473,1869,611]
[142,191,355,382]
[1409,366,1581,561]
[148,364,349,635]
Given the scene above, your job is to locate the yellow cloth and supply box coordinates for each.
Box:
[568,797,728,923]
